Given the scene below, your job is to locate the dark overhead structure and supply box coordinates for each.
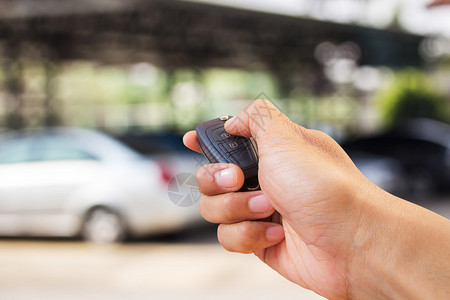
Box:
[0,0,424,69]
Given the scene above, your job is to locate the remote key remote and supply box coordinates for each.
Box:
[196,115,260,192]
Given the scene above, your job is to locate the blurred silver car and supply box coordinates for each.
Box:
[0,128,201,243]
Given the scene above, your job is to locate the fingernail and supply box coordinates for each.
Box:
[214,168,237,188]
[248,194,272,213]
[266,226,284,242]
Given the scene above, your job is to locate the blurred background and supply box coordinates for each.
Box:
[0,0,450,299]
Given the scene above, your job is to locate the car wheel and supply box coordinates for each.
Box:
[82,207,126,243]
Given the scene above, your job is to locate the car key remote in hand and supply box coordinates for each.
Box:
[196,115,260,192]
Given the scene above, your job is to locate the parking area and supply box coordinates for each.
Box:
[0,238,321,300]
[0,199,449,300]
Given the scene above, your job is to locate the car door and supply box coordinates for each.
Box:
[18,135,104,236]
[0,134,102,236]
[0,136,36,235]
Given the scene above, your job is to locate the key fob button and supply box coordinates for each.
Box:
[219,138,248,153]
[229,149,257,169]
[212,128,232,141]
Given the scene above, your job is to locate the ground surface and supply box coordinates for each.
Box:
[0,199,448,300]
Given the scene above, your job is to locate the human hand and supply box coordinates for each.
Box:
[183,100,450,299]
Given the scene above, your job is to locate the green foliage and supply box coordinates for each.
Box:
[377,69,448,126]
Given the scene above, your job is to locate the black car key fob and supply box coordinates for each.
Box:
[196,115,260,192]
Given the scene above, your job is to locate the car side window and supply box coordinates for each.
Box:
[0,138,33,164]
[34,137,99,162]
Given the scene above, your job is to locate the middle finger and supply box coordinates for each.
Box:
[200,192,275,224]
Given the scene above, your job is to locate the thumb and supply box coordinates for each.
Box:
[224,99,291,143]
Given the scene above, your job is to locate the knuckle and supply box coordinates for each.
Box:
[305,129,342,155]
[222,193,238,222]
[284,118,305,136]
[308,129,330,140]
[217,223,255,254]
[197,165,211,180]
[199,193,241,224]
[299,127,323,146]
[238,221,254,236]
[196,179,206,194]
[252,98,267,108]
[236,223,255,253]
[199,196,212,222]
[196,167,208,188]
[236,222,255,245]
[196,164,218,193]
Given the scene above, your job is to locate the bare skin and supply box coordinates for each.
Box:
[428,0,450,7]
[183,100,450,299]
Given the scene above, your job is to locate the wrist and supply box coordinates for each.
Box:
[348,186,411,299]
[348,184,450,299]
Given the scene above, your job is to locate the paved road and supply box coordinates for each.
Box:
[0,239,322,300]
[0,200,448,300]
